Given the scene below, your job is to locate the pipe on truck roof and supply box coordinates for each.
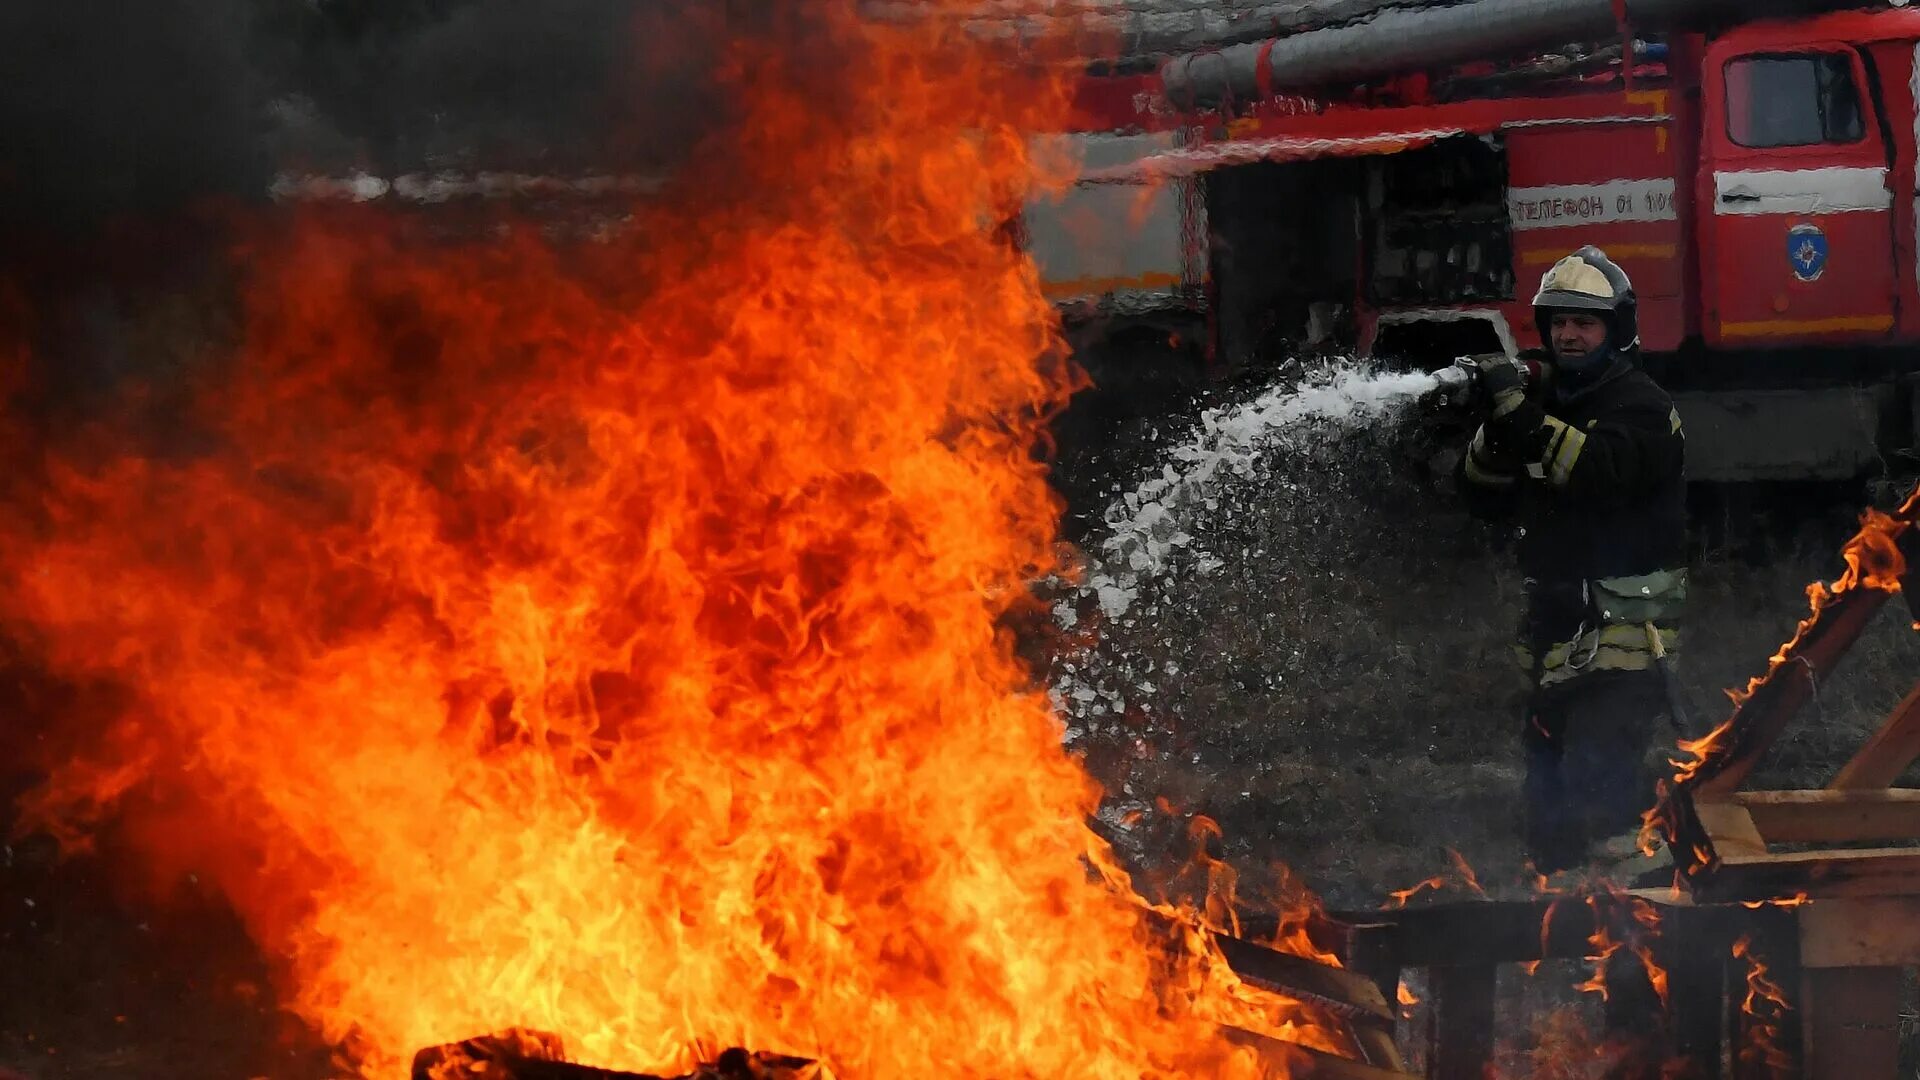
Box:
[1160,0,1875,107]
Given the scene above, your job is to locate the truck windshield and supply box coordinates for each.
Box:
[1726,52,1863,149]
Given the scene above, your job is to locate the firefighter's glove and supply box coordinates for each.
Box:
[1478,357,1551,461]
[1477,357,1529,420]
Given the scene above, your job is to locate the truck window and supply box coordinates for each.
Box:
[1726,53,1863,149]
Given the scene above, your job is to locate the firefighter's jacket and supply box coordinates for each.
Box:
[1460,359,1687,689]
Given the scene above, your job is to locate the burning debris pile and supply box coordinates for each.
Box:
[0,3,1381,1078]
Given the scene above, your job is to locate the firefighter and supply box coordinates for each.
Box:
[1459,245,1687,875]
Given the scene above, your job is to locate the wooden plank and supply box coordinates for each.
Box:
[1334,900,1605,968]
[1425,965,1495,1080]
[1799,896,1920,968]
[1663,787,1719,879]
[1349,1026,1406,1075]
[1338,922,1409,1074]
[1694,847,1920,902]
[1830,681,1920,789]
[1734,788,1920,844]
[1802,967,1902,1080]
[1141,911,1396,1025]
[1695,800,1768,858]
[1340,921,1403,1006]
[1214,933,1397,1025]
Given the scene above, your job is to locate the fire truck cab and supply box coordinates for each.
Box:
[1038,6,1920,484]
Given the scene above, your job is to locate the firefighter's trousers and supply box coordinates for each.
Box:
[1521,669,1666,873]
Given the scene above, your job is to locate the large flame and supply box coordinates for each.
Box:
[0,10,1315,1077]
[1570,887,1666,1009]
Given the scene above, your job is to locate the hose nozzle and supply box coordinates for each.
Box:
[1428,357,1483,406]
[1432,362,1477,392]
[1431,354,1539,407]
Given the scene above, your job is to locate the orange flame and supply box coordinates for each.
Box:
[1739,892,1809,910]
[1384,875,1446,910]
[1573,887,1667,1010]
[1246,865,1343,969]
[1165,814,1245,937]
[1445,848,1489,899]
[1383,849,1488,909]
[1573,926,1618,999]
[0,10,1328,1078]
[1731,935,1795,1074]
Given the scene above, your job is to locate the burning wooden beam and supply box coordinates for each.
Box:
[1135,908,1413,1072]
[1687,593,1900,799]
[1659,483,1920,884]
[1679,486,1919,800]
[1632,485,1920,1074]
[1688,847,1920,903]
[1212,932,1397,1026]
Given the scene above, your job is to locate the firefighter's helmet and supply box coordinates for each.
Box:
[1532,245,1638,362]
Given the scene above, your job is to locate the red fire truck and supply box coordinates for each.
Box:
[1027,1,1920,482]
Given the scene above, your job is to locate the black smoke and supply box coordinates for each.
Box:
[0,0,262,235]
[0,0,732,243]
[0,0,748,410]
[268,0,732,175]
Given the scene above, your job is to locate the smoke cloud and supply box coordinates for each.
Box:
[276,0,733,176]
[0,0,732,240]
[0,0,262,234]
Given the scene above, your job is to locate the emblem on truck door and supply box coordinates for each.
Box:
[1788,223,1828,283]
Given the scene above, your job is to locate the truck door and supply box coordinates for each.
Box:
[1702,45,1896,345]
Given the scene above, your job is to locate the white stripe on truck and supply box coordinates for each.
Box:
[1713,166,1891,215]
